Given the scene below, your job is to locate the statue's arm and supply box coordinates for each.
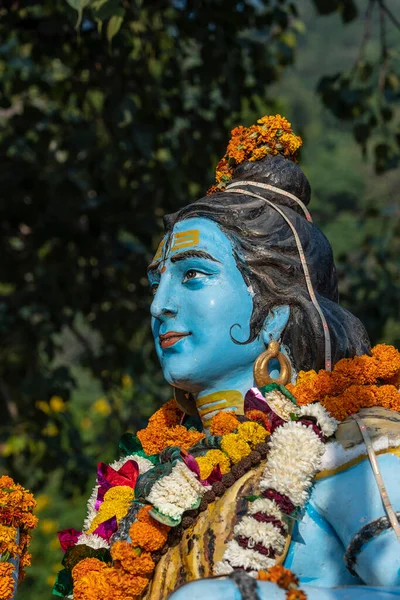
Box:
[169,578,400,600]
[312,452,400,587]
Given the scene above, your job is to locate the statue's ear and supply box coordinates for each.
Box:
[261,305,290,345]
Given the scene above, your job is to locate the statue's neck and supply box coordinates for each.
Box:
[195,390,245,430]
[194,372,252,430]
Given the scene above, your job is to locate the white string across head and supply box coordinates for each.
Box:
[226,180,313,223]
[225,184,332,372]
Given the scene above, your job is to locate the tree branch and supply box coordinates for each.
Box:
[379,0,400,31]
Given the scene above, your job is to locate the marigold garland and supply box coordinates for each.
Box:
[0,476,37,598]
[55,344,400,600]
[258,565,307,600]
[286,344,400,421]
[207,115,302,194]
[0,563,15,600]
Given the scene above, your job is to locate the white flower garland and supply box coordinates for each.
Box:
[215,401,338,576]
[146,461,208,520]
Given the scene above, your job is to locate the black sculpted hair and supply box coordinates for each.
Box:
[163,155,371,372]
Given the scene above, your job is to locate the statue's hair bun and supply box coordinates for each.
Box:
[231,154,311,211]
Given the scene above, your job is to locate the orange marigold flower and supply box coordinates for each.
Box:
[257,564,299,588]
[286,591,307,600]
[129,517,169,552]
[73,569,111,600]
[322,385,378,421]
[18,512,38,529]
[209,411,240,436]
[72,558,108,583]
[0,476,15,489]
[111,541,155,575]
[136,425,165,455]
[108,568,150,597]
[384,368,400,388]
[375,385,400,410]
[137,402,205,455]
[334,354,379,385]
[164,425,205,451]
[19,552,32,568]
[372,344,400,380]
[0,563,15,600]
[148,399,183,429]
[245,409,271,431]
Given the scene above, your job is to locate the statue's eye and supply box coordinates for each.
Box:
[151,283,159,296]
[182,269,203,283]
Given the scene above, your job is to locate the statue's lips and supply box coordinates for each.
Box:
[159,331,191,349]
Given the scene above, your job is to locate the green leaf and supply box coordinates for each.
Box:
[107,10,125,46]
[92,0,121,21]
[65,0,92,29]
[52,569,73,597]
[244,495,260,502]
[118,432,143,456]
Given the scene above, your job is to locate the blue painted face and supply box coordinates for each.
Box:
[148,217,288,394]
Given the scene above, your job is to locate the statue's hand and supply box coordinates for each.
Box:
[312,452,400,586]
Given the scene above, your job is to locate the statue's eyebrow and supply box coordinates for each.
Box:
[170,250,221,263]
[147,260,161,275]
[147,250,221,274]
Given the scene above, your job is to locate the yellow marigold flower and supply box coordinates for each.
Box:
[196,449,231,480]
[296,370,318,385]
[0,563,15,599]
[46,575,56,587]
[36,400,50,414]
[209,411,240,436]
[0,524,18,556]
[237,421,267,447]
[42,422,59,437]
[80,416,92,430]
[249,146,268,162]
[40,519,57,535]
[92,397,112,417]
[221,433,251,464]
[88,486,134,533]
[121,374,133,389]
[49,396,66,412]
[35,494,50,512]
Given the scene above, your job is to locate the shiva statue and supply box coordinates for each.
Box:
[53,116,400,600]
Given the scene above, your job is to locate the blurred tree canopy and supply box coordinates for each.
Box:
[0,0,399,502]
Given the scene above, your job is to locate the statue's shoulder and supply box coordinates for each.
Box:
[317,407,400,479]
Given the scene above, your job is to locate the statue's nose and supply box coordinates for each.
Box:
[150,278,178,320]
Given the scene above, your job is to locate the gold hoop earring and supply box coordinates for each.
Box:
[253,340,292,388]
[173,387,198,416]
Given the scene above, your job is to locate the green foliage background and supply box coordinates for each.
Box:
[0,0,399,597]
